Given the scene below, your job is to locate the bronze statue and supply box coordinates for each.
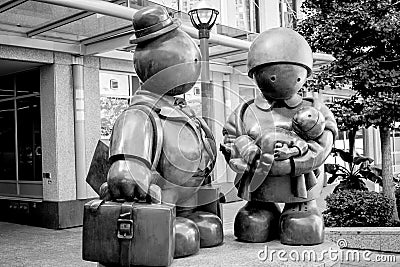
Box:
[221,27,338,245]
[100,5,223,259]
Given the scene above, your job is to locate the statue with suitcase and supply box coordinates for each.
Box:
[83,6,223,266]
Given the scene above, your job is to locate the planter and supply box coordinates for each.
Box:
[326,227,400,253]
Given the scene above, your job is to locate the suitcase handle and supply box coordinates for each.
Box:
[89,199,105,213]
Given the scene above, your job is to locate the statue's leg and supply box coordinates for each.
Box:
[280,199,324,245]
[186,211,223,248]
[234,201,281,242]
[178,192,223,248]
[174,216,200,258]
[160,188,201,258]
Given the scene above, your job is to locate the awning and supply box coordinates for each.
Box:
[0,0,334,71]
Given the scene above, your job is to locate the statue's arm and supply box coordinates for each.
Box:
[106,107,156,200]
[270,102,338,176]
[221,108,261,173]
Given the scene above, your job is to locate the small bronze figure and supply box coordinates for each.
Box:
[221,27,338,245]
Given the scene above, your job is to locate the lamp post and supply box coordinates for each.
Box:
[188,0,219,130]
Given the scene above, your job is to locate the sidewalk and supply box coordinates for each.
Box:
[0,201,241,267]
[1,200,399,267]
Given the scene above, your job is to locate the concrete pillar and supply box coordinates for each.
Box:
[41,62,77,202]
[83,56,101,199]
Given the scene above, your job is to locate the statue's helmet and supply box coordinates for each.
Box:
[130,6,201,96]
[247,28,313,100]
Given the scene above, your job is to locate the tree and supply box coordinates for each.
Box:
[297,0,400,221]
[328,95,365,156]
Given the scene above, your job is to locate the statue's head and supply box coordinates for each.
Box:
[130,6,201,96]
[247,28,313,100]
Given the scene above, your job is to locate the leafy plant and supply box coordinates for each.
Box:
[325,147,381,192]
[324,190,394,227]
[100,97,129,138]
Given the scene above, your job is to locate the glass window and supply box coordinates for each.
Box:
[0,100,16,181]
[235,0,259,32]
[16,69,40,96]
[0,69,41,183]
[0,74,14,101]
[17,96,42,181]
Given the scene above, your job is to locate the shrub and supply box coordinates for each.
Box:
[395,187,400,217]
[323,190,393,227]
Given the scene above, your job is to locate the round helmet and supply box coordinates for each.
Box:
[247,27,313,78]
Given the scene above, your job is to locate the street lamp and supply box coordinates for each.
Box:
[188,0,219,129]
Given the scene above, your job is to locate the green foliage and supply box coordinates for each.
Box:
[324,190,394,227]
[325,147,380,192]
[100,97,129,138]
[297,0,400,130]
[327,95,365,132]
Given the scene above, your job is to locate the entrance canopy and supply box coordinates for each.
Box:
[0,0,334,71]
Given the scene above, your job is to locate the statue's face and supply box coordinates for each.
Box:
[134,29,201,96]
[253,64,307,100]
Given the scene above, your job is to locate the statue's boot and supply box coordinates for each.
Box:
[234,201,281,242]
[174,217,200,258]
[280,200,324,245]
[187,211,223,248]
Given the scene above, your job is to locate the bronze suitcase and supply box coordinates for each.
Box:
[83,200,176,266]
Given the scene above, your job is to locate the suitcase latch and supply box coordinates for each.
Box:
[117,219,133,239]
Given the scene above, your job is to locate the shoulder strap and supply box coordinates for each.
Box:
[236,98,255,136]
[129,102,163,171]
[177,107,217,178]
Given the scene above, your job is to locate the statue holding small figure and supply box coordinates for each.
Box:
[221,27,338,245]
[230,105,326,198]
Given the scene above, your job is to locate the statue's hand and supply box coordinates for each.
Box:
[236,140,260,165]
[273,142,295,161]
[229,158,250,173]
[99,182,112,200]
[106,159,153,201]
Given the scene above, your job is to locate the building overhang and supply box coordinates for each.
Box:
[0,0,334,72]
